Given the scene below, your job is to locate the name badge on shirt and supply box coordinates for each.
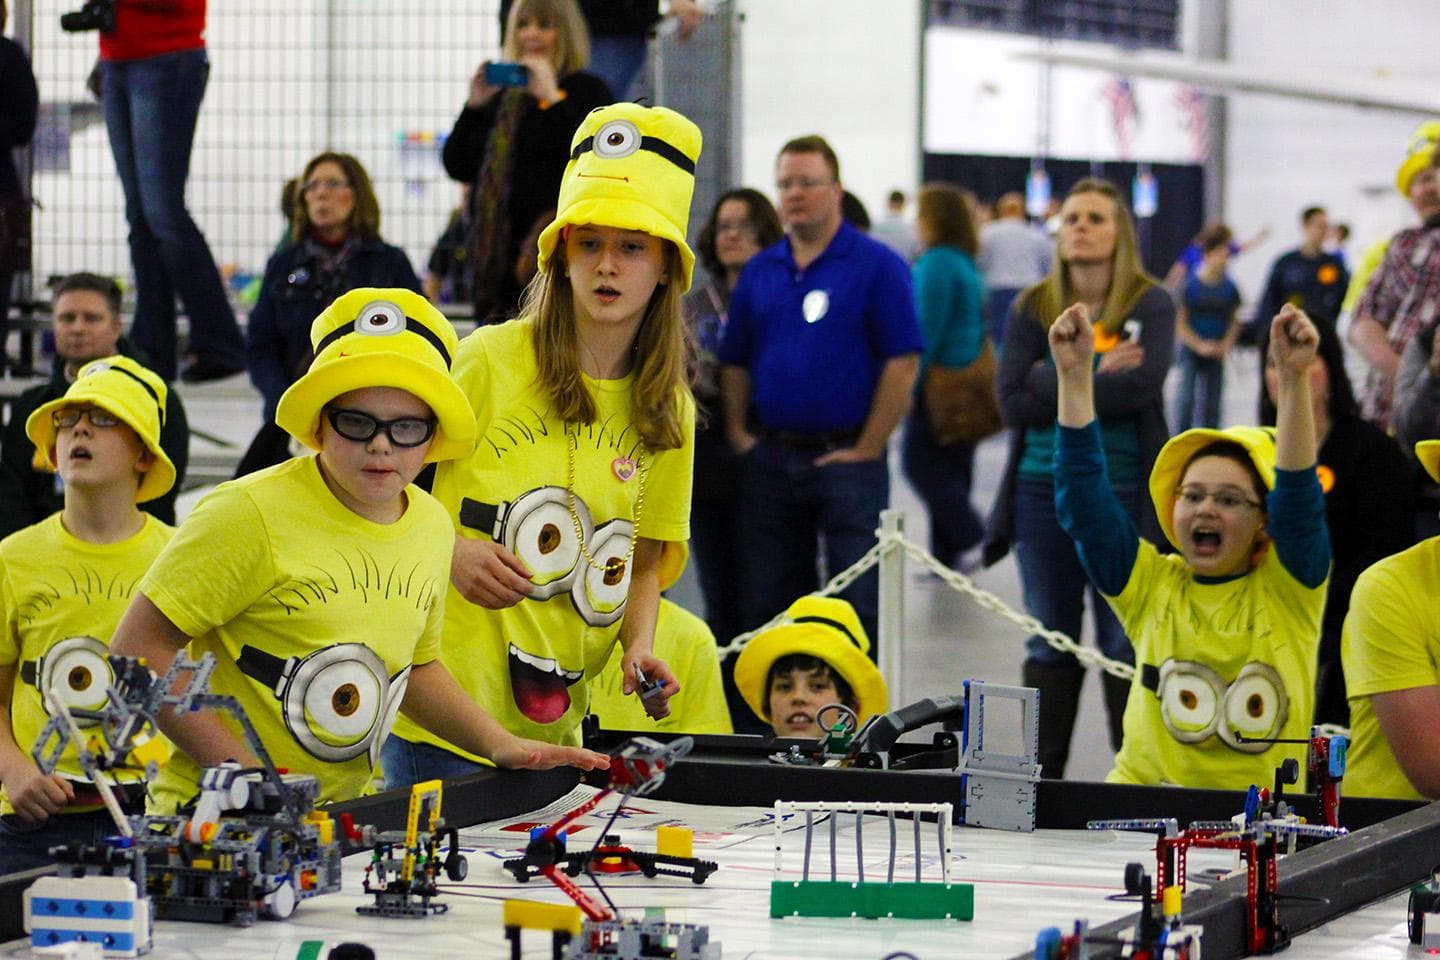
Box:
[802,289,829,325]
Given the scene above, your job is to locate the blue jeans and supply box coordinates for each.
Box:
[1173,347,1225,431]
[380,736,488,792]
[741,438,888,652]
[1012,476,1137,667]
[588,35,648,100]
[103,48,243,380]
[0,809,125,875]
[987,288,1021,349]
[901,406,982,567]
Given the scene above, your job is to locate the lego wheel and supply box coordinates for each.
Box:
[445,852,468,882]
[1124,861,1149,897]
[264,879,297,919]
[1411,888,1440,944]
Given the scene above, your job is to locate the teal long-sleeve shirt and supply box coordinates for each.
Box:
[912,245,985,375]
[1054,421,1330,595]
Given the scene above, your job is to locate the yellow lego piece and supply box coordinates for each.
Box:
[191,858,213,871]
[129,732,170,769]
[1162,884,1183,919]
[656,825,693,859]
[305,812,334,846]
[503,899,583,935]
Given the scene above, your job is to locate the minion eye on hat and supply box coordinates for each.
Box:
[26,355,176,503]
[274,288,476,463]
[732,595,888,726]
[1417,440,1440,485]
[535,102,703,292]
[1149,425,1277,551]
[1396,120,1440,197]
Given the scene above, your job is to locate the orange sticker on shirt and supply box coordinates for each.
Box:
[1093,327,1121,353]
[1317,264,1340,285]
[1316,464,1335,493]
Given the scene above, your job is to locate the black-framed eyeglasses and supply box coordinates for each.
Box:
[325,407,436,448]
[53,407,122,430]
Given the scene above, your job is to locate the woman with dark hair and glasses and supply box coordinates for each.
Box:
[238,152,419,477]
[685,187,781,731]
[1258,317,1414,726]
[684,189,781,643]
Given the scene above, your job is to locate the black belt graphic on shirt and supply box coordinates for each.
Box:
[1141,658,1289,753]
[237,643,410,766]
[20,635,113,728]
[460,488,634,627]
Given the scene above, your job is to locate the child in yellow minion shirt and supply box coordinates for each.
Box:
[112,289,607,814]
[1341,439,1440,800]
[0,356,176,873]
[587,542,732,735]
[1050,302,1329,789]
[383,103,700,785]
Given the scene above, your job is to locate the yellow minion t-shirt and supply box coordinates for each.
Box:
[1342,539,1440,800]
[588,599,732,735]
[392,317,694,750]
[1105,541,1324,790]
[143,456,452,813]
[0,513,173,815]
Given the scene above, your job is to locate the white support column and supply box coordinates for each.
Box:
[878,509,905,708]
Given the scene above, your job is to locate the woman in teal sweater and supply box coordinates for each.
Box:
[901,183,987,572]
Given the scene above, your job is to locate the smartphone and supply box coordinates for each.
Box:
[484,61,529,88]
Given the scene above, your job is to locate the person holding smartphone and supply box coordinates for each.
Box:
[443,0,611,325]
[985,177,1175,780]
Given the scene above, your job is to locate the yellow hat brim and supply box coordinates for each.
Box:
[1418,440,1440,483]
[1149,426,1276,550]
[26,392,176,503]
[536,196,696,293]
[274,352,476,463]
[732,623,888,728]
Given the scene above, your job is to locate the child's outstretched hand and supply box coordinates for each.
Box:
[492,737,611,772]
[1049,303,1095,376]
[1269,303,1320,377]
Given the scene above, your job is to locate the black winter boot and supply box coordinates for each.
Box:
[1021,660,1086,780]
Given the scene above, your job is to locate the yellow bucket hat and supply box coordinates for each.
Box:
[733,595,888,727]
[1149,425,1277,551]
[275,288,476,463]
[1396,120,1440,196]
[1417,440,1440,483]
[26,355,175,503]
[535,102,703,292]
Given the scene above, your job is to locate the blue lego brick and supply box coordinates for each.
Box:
[30,897,137,920]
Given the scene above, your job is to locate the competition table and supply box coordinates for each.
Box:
[0,732,1431,960]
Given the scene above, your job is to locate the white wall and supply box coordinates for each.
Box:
[1224,0,1440,308]
[735,0,921,219]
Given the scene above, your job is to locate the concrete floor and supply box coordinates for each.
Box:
[165,343,1269,783]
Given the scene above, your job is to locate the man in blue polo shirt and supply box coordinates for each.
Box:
[718,135,921,661]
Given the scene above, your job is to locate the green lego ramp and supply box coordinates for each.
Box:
[769,880,974,920]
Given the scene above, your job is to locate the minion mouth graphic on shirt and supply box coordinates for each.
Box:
[508,643,585,724]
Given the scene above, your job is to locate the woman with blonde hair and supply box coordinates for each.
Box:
[985,177,1175,780]
[444,0,612,324]
[383,103,701,785]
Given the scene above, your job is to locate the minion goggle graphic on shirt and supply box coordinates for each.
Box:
[237,643,410,766]
[1142,659,1289,754]
[460,490,634,627]
[21,635,113,728]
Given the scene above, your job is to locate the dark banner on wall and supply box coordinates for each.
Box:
[922,153,1204,279]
